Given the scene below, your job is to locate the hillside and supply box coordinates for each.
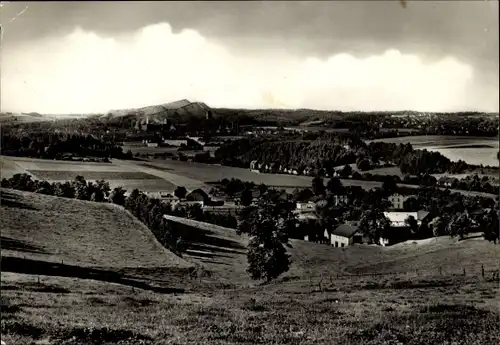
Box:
[0,189,191,285]
[162,214,500,284]
[105,99,210,122]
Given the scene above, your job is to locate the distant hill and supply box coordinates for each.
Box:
[0,112,56,123]
[105,99,211,124]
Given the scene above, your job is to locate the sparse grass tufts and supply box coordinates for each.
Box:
[1,320,45,339]
[241,298,267,312]
[55,326,153,344]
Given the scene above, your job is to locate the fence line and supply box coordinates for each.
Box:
[277,263,500,289]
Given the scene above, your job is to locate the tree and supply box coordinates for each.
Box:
[35,181,54,195]
[54,182,76,198]
[292,188,314,202]
[326,177,343,195]
[257,183,268,195]
[73,176,89,200]
[447,212,472,240]
[480,209,499,244]
[187,203,204,221]
[381,176,397,195]
[312,176,325,196]
[237,193,295,282]
[109,187,126,206]
[404,215,419,237]
[358,208,391,245]
[403,197,420,211]
[339,164,353,178]
[240,188,253,207]
[356,158,371,171]
[174,186,187,199]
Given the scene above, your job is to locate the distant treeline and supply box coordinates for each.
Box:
[215,135,496,177]
[1,131,132,160]
[320,113,498,138]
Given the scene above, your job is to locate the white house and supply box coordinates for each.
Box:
[330,222,362,247]
[296,201,316,212]
[383,211,430,228]
[332,195,349,206]
[146,142,159,148]
[388,193,410,210]
[297,213,319,222]
[381,210,431,246]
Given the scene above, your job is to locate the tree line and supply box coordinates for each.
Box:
[215,135,496,181]
[1,131,132,161]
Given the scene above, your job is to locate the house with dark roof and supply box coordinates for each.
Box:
[186,188,210,203]
[330,222,362,247]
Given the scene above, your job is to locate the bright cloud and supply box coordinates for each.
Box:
[1,22,495,114]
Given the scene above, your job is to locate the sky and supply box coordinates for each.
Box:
[1,1,498,114]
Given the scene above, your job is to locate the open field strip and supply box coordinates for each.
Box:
[113,159,212,190]
[0,156,178,192]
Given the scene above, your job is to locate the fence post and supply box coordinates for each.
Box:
[481,265,485,279]
[416,269,419,277]
[463,267,466,276]
[439,267,442,276]
[37,276,40,285]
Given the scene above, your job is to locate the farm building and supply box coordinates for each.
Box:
[384,210,431,228]
[186,189,210,203]
[381,210,432,246]
[296,201,316,212]
[329,222,363,248]
[163,139,188,147]
[388,193,410,210]
[332,195,349,206]
[145,191,178,200]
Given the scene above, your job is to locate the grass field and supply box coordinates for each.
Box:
[2,155,496,198]
[0,189,189,270]
[2,189,499,344]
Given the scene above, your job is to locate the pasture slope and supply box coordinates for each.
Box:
[2,189,500,345]
[0,188,192,288]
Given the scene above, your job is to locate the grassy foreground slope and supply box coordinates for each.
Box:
[2,190,500,345]
[163,215,500,285]
[0,188,191,273]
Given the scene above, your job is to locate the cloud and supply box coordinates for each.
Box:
[1,22,496,114]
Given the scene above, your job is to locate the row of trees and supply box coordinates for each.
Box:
[215,135,495,185]
[1,132,132,161]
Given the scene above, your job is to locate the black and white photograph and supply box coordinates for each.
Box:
[1,1,499,344]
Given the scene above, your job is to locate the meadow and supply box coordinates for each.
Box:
[2,155,496,200]
[0,156,177,192]
[2,189,499,345]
